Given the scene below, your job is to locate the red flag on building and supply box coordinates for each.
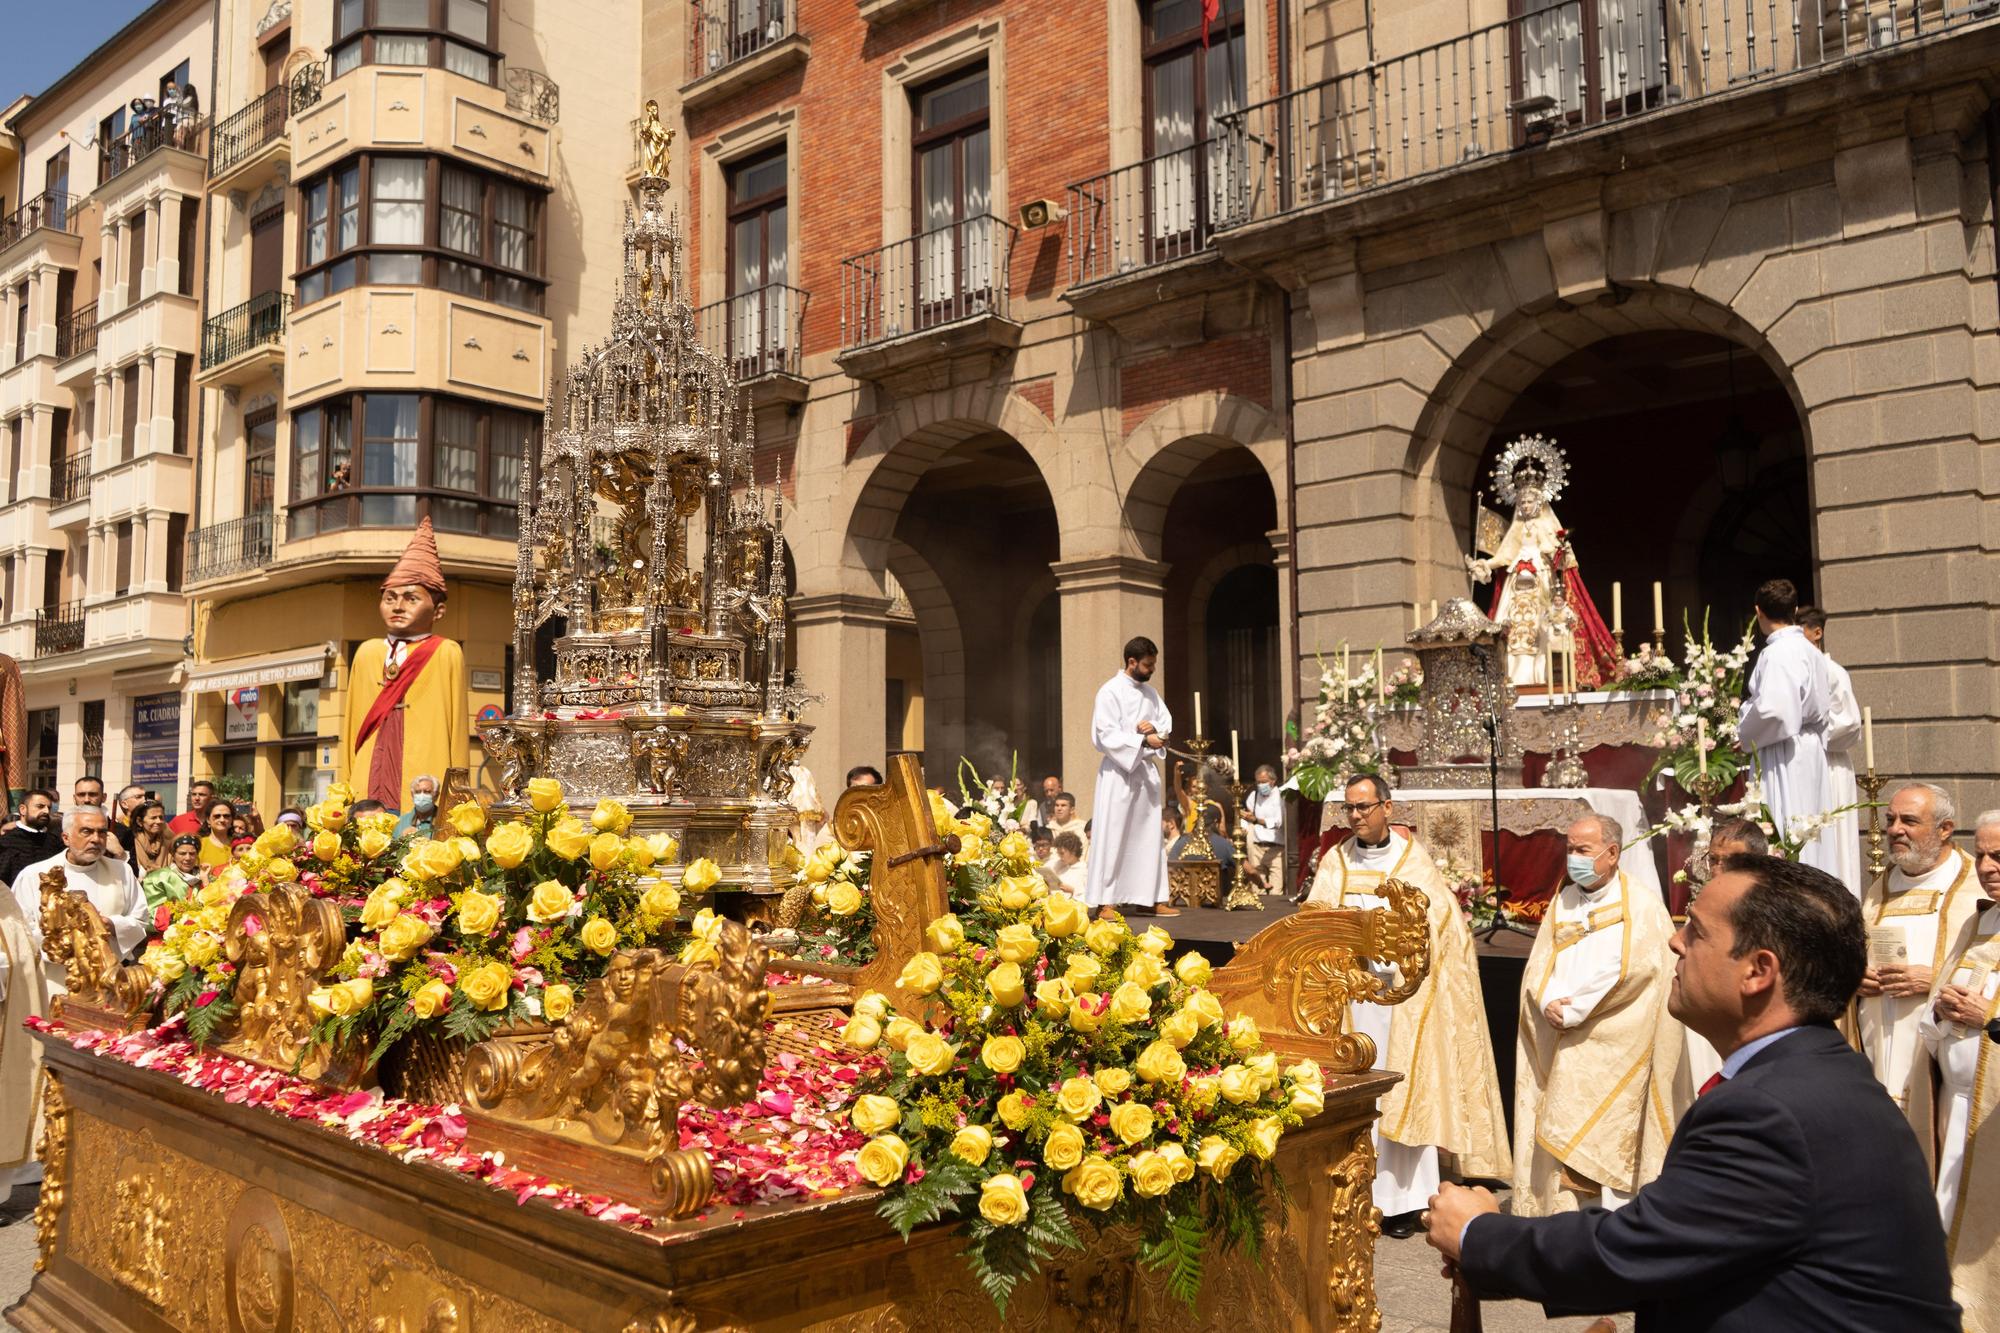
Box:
[1201,0,1219,45]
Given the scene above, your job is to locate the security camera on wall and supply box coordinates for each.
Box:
[1018,198,1067,230]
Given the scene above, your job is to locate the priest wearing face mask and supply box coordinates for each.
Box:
[395,775,440,838]
[1303,775,1510,1235]
[1511,812,1684,1215]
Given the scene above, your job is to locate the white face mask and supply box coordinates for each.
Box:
[1568,852,1604,888]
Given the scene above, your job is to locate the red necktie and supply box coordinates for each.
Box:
[1698,1073,1725,1097]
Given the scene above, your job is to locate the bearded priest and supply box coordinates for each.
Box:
[1512,812,1684,1215]
[1851,781,1983,1175]
[1304,774,1510,1235]
[1083,637,1176,919]
[338,517,469,811]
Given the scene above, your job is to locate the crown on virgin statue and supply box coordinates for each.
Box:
[1489,433,1570,506]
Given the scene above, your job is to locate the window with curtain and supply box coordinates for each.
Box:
[371,159,425,245]
[289,392,528,537]
[441,166,483,255]
[327,0,499,83]
[1142,0,1246,248]
[360,393,419,527]
[726,149,787,373]
[433,400,481,533]
[912,66,992,316]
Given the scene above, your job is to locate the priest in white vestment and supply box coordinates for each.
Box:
[1919,809,2000,1328]
[1738,580,1836,874]
[1083,636,1176,917]
[1851,782,1983,1175]
[1800,608,1864,894]
[2,808,148,1195]
[1512,812,1684,1216]
[1305,775,1511,1233]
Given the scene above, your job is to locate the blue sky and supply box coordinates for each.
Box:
[1,3,156,109]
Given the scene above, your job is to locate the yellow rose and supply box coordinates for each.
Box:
[1286,1057,1324,1092]
[926,791,960,837]
[411,978,454,1018]
[306,986,335,1019]
[1083,917,1126,956]
[962,812,994,841]
[1065,1157,1122,1211]
[541,983,575,1022]
[525,777,565,813]
[895,951,944,996]
[950,1124,994,1167]
[588,832,625,872]
[141,945,185,982]
[884,1016,922,1052]
[485,821,534,869]
[850,1094,901,1135]
[992,922,1039,966]
[1033,976,1075,1019]
[904,1031,958,1078]
[1067,994,1105,1033]
[1246,1116,1283,1160]
[1135,1039,1187,1087]
[545,820,592,861]
[1228,1014,1263,1054]
[978,1172,1029,1226]
[326,780,357,805]
[1055,1075,1103,1122]
[1094,1067,1133,1098]
[1040,892,1086,938]
[1159,1009,1200,1050]
[1042,1121,1085,1171]
[526,879,575,924]
[681,857,722,893]
[997,831,1032,866]
[855,1134,910,1188]
[316,801,349,832]
[998,1091,1032,1130]
[359,811,399,835]
[360,880,408,931]
[253,825,297,857]
[1218,1064,1260,1105]
[955,835,990,866]
[826,882,864,916]
[1063,954,1103,990]
[446,800,486,836]
[1185,1075,1220,1112]
[459,959,513,1012]
[1109,1101,1155,1146]
[646,833,680,865]
[1173,952,1212,987]
[1246,1050,1280,1092]
[456,890,503,937]
[328,977,375,1017]
[356,826,394,861]
[184,933,220,967]
[1197,1135,1242,1180]
[924,913,964,952]
[634,882,678,922]
[1289,1080,1326,1118]
[995,877,1034,911]
[580,917,619,956]
[1107,981,1152,1025]
[981,1034,1025,1075]
[1122,952,1165,990]
[802,856,833,885]
[311,831,342,862]
[1136,925,1172,956]
[378,912,436,962]
[842,1014,882,1050]
[1158,1141,1195,1183]
[590,798,633,834]
[625,836,657,870]
[986,961,1026,1008]
[1184,988,1224,1029]
[265,857,299,883]
[238,851,270,879]
[854,991,891,1021]
[1129,1150,1176,1198]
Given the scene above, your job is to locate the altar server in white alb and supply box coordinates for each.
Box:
[1800,606,1865,894]
[1084,636,1177,918]
[1738,578,1836,873]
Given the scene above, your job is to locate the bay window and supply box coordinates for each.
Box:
[289,391,530,538]
[330,0,499,82]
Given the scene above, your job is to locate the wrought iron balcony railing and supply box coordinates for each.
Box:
[51,453,90,505]
[189,511,276,582]
[56,303,99,361]
[839,215,1017,351]
[1066,138,1251,286]
[1218,0,2000,230]
[696,283,809,380]
[689,0,796,81]
[0,192,79,253]
[503,67,561,123]
[291,61,327,115]
[100,113,207,185]
[34,601,84,657]
[203,291,291,370]
[210,86,289,177]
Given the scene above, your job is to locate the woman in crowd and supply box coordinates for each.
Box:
[141,834,206,908]
[126,799,173,873]
[199,799,237,869]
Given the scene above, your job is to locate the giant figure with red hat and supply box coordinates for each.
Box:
[338,517,469,809]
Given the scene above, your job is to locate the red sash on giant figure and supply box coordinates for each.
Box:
[358,635,445,806]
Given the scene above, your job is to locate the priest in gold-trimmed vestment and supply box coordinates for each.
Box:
[1918,810,2000,1331]
[1512,812,1684,1216]
[1306,776,1510,1228]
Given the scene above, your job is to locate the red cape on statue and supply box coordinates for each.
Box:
[1488,545,1623,688]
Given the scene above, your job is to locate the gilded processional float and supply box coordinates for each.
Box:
[10,109,1434,1333]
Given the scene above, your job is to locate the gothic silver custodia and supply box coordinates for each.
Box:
[543,729,638,800]
[629,725,690,796]
[679,735,757,798]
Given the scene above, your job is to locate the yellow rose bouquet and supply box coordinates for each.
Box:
[146,863,262,1043]
[788,842,877,965]
[842,893,1323,1313]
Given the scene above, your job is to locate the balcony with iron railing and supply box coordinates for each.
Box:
[1068,140,1250,288]
[56,302,99,362]
[99,113,208,189]
[0,191,80,258]
[50,453,90,508]
[34,601,84,657]
[684,0,809,111]
[188,511,277,585]
[1215,0,2000,237]
[503,67,561,124]
[200,291,290,389]
[209,85,291,186]
[696,283,810,406]
[838,216,1021,384]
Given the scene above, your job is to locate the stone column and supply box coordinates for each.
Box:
[135,357,156,456]
[1267,526,1298,726]
[93,373,113,469]
[1051,554,1169,817]
[157,194,183,298]
[790,592,893,798]
[144,512,169,590]
[151,349,179,455]
[103,219,123,317]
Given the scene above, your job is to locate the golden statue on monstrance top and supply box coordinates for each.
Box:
[639,98,674,185]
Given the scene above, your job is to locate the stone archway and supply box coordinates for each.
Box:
[1117,391,1285,562]
[884,539,965,772]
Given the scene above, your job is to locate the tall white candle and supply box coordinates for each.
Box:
[1429,599,1439,623]
[1698,717,1708,777]
[1231,728,1240,774]
[1612,582,1623,635]
[1375,646,1385,704]
[1194,691,1203,738]
[1863,706,1875,772]
[1413,603,1422,632]
[1652,582,1664,634]
[1343,644,1352,689]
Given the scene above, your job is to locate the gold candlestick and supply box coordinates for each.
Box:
[1180,735,1216,862]
[1224,781,1261,910]
[1610,627,1625,656]
[1857,769,1889,880]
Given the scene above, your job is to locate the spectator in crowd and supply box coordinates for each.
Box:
[1052,832,1087,895]
[396,775,440,838]
[1045,791,1089,850]
[1241,763,1286,893]
[72,774,130,860]
[112,783,146,849]
[168,780,215,836]
[275,807,308,837]
[230,809,258,850]
[350,799,389,820]
[126,801,172,874]
[1034,774,1064,827]
[845,765,883,788]
[0,790,63,886]
[141,835,206,908]
[199,800,237,869]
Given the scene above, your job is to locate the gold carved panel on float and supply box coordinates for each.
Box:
[37,866,153,1034]
[218,884,353,1081]
[830,752,951,1018]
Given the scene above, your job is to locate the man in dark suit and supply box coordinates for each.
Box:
[1424,854,1959,1331]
